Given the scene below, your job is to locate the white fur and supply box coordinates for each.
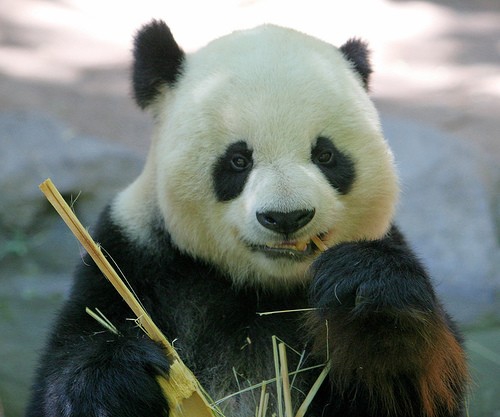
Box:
[112,25,399,287]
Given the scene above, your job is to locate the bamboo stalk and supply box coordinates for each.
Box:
[311,235,328,252]
[39,178,215,417]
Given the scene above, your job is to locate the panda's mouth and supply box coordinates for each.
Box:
[252,234,327,259]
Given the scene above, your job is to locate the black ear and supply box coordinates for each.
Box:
[339,38,372,90]
[132,20,185,109]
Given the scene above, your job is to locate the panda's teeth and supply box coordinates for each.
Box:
[265,241,310,252]
[295,241,309,251]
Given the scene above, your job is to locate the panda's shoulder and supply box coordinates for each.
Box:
[74,205,175,288]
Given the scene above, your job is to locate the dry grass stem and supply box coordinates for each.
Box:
[86,307,120,335]
[256,382,268,417]
[256,308,316,317]
[272,336,284,417]
[278,343,294,417]
[294,362,331,417]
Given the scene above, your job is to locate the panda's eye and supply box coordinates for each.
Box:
[213,141,253,201]
[311,136,356,195]
[312,137,337,166]
[316,150,334,165]
[230,154,252,171]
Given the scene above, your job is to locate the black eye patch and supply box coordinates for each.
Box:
[213,141,253,201]
[311,137,356,194]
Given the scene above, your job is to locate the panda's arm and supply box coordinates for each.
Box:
[308,225,468,417]
[24,265,172,417]
[25,208,174,417]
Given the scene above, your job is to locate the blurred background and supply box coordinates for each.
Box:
[0,0,499,416]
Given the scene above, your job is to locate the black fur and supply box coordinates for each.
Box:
[212,141,254,201]
[26,209,467,417]
[310,226,436,313]
[311,136,356,194]
[132,20,185,109]
[340,38,372,90]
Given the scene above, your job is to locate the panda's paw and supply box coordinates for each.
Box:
[308,238,469,417]
[41,336,170,417]
[309,237,434,318]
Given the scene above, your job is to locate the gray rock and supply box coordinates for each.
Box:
[0,111,144,231]
[383,116,500,324]
[0,111,145,416]
[0,111,144,286]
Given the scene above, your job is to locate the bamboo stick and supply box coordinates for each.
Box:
[311,235,328,252]
[39,178,215,417]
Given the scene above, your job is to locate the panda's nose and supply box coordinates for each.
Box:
[256,209,315,234]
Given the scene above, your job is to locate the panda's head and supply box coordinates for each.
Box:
[113,20,399,288]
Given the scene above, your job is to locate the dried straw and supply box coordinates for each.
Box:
[256,382,269,417]
[279,343,293,417]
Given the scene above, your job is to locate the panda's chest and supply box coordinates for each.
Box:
[185,318,317,417]
[163,285,318,416]
[146,252,325,415]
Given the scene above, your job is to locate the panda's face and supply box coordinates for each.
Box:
[120,24,399,287]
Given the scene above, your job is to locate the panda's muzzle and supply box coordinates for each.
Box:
[252,209,324,258]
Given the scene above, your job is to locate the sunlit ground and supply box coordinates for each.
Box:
[3,0,456,80]
[2,0,499,93]
[1,0,499,153]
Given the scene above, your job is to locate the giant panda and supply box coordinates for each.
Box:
[26,20,468,417]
